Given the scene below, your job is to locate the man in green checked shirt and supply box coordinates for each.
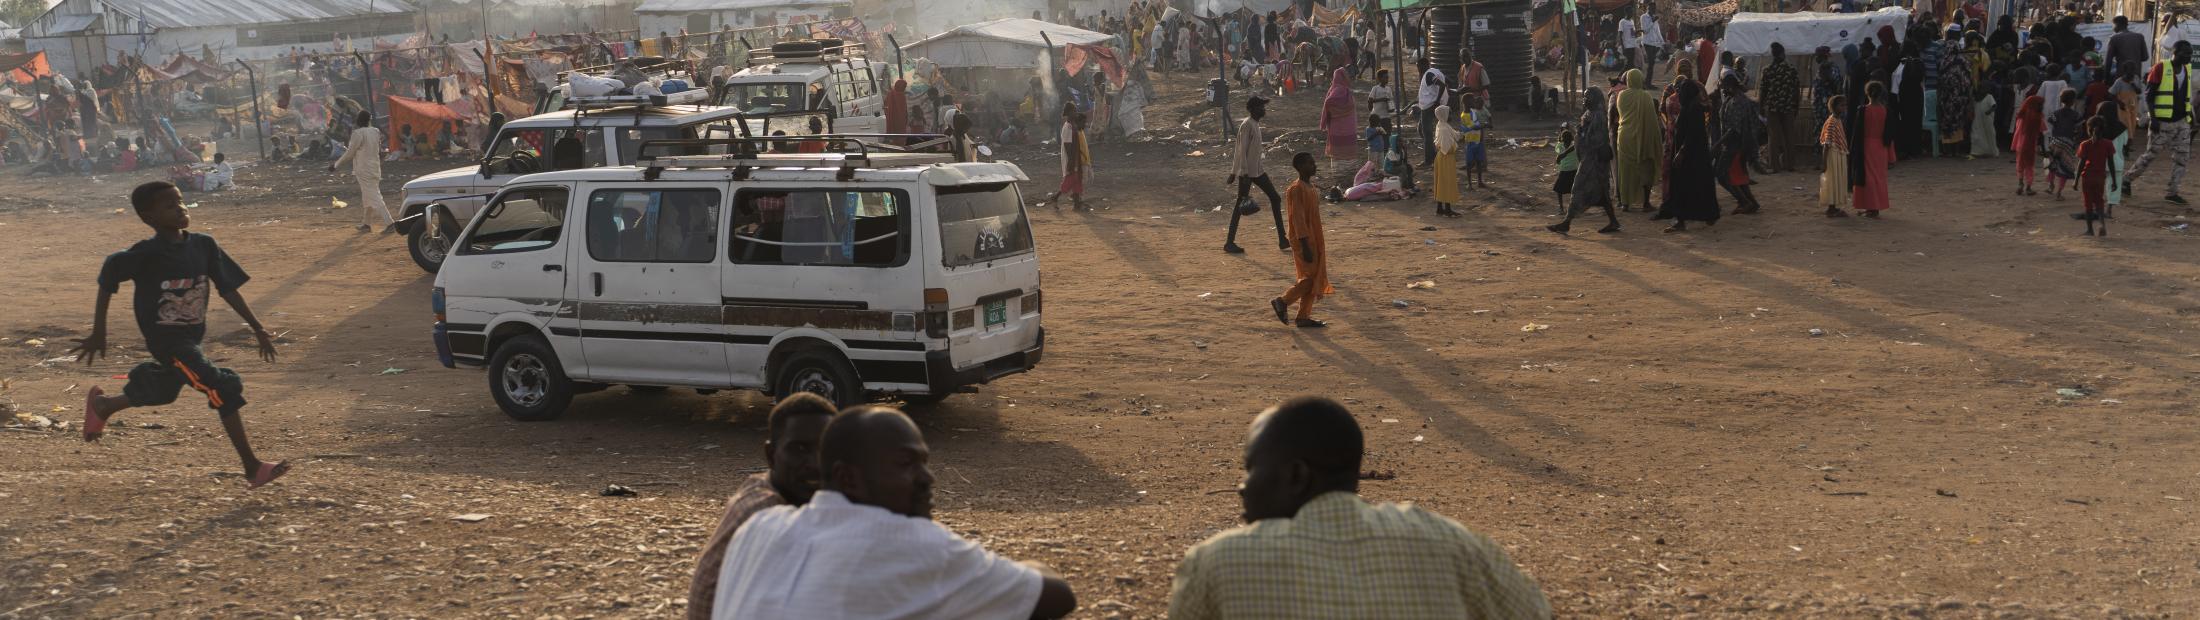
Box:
[1167,397,1551,619]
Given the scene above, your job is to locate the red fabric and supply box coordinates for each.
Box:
[1726,155,1750,186]
[386,96,465,151]
[2012,95,2045,156]
[884,80,908,135]
[0,51,53,85]
[2085,81,2110,118]
[1856,105,1891,212]
[2077,137,2114,182]
[1063,44,1127,89]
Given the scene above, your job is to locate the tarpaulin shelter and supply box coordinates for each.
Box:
[385,95,464,151]
[1063,43,1126,88]
[1718,7,1909,55]
[143,54,233,83]
[0,51,53,85]
[900,18,1113,69]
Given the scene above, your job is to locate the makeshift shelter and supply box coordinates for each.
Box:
[901,18,1113,69]
[635,0,851,37]
[0,51,53,84]
[20,0,419,77]
[1719,7,1910,55]
[385,95,465,152]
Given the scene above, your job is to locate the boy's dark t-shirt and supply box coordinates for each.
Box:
[97,233,250,352]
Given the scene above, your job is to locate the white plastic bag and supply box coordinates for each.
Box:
[568,74,625,98]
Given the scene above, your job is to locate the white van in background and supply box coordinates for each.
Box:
[429,134,1043,420]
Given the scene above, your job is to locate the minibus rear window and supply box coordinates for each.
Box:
[935,182,1033,267]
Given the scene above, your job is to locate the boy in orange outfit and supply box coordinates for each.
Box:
[1268,153,1332,328]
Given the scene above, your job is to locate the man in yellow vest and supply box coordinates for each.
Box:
[2126,41,2197,205]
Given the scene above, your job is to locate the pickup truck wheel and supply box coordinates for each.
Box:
[408,224,451,274]
[489,335,572,421]
[774,350,860,407]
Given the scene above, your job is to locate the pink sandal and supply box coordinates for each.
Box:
[247,461,291,489]
[82,387,107,441]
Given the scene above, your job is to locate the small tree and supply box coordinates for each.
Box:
[0,0,48,30]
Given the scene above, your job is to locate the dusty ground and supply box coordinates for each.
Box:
[2,68,2197,619]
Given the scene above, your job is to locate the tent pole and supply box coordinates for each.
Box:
[356,52,378,129]
[1390,9,1404,162]
[237,60,265,161]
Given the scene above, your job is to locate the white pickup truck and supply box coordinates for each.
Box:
[395,100,746,273]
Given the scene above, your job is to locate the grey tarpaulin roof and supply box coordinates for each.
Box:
[900,18,1112,69]
[41,15,95,34]
[634,0,848,13]
[102,0,415,29]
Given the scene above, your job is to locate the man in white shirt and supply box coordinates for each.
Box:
[329,111,393,232]
[1415,56,1446,166]
[1639,12,1667,78]
[713,407,1079,620]
[1617,16,1639,70]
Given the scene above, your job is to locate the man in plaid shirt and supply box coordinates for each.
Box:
[686,394,834,620]
[1168,397,1550,619]
[1759,43,1804,173]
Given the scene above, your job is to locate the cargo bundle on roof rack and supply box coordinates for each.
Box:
[635,133,957,180]
[746,38,864,67]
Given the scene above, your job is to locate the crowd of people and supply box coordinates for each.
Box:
[686,393,1551,619]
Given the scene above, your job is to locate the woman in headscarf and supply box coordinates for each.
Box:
[1431,104,1463,218]
[1844,44,1870,199]
[1820,94,1853,217]
[1660,59,1696,202]
[1654,80,1720,232]
[1549,87,1618,234]
[1714,73,1765,214]
[1855,81,1895,218]
[884,78,909,137]
[1987,15,2021,59]
[1614,68,1662,213]
[2012,89,2045,195]
[1812,50,1843,137]
[1876,26,1900,73]
[1897,42,1928,157]
[1940,34,1975,154]
[1316,68,1358,172]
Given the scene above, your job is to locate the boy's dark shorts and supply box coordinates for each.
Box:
[124,344,246,413]
[1553,170,1578,195]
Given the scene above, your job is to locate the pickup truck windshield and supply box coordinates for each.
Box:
[721,82,805,114]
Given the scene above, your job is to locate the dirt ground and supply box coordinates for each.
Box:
[2,68,2197,619]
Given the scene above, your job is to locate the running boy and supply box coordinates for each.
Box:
[70,181,289,489]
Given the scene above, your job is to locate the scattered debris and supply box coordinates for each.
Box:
[379,367,408,376]
[451,513,492,522]
[1406,280,1436,290]
[1392,299,1411,308]
[2054,387,2094,398]
[601,485,638,497]
[1410,435,1425,442]
[1358,470,1397,480]
[1520,323,1551,332]
[1826,491,1869,497]
[2064,498,2092,506]
[1935,489,1958,498]
[1807,328,1826,337]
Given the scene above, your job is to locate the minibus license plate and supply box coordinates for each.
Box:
[984,300,1008,328]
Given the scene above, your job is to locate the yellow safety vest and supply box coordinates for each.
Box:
[2152,62,2193,120]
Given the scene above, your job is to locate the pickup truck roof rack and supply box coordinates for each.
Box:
[744,38,866,68]
[635,133,957,181]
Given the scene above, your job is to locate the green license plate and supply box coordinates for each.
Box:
[983,300,1008,327]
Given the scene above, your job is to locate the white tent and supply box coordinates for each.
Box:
[900,18,1113,69]
[1720,7,1911,56]
[1194,0,1297,15]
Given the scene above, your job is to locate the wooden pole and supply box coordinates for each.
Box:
[237,60,266,160]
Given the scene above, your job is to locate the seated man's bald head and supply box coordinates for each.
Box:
[1239,397,1364,523]
[820,406,935,518]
